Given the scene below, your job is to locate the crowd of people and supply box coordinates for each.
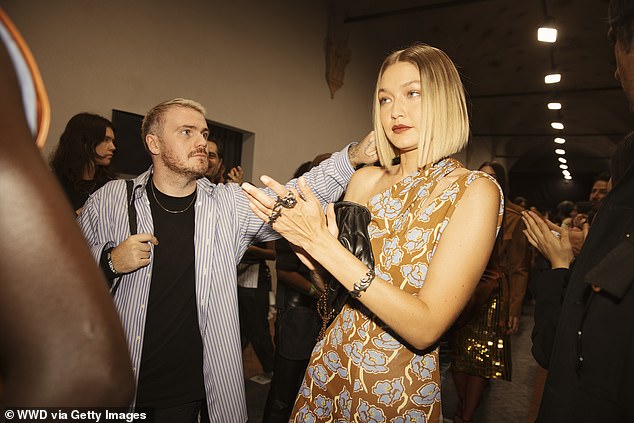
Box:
[1,1,633,422]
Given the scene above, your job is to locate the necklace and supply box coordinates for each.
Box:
[150,181,196,214]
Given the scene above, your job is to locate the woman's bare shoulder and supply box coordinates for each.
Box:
[352,165,386,180]
[344,165,386,203]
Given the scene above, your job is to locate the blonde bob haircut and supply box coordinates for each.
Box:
[141,98,207,152]
[372,43,469,168]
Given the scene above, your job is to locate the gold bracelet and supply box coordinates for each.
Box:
[350,268,375,298]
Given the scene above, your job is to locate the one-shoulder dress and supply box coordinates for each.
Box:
[291,158,503,422]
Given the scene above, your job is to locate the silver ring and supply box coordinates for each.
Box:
[275,192,297,209]
[267,209,282,225]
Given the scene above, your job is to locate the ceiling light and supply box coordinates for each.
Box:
[558,157,567,163]
[555,148,566,155]
[545,73,561,84]
[551,122,564,130]
[538,27,558,43]
[554,137,566,144]
[548,102,562,110]
[564,174,572,180]
[562,169,571,176]
[559,164,568,169]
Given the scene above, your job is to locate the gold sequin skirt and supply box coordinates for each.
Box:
[451,289,511,380]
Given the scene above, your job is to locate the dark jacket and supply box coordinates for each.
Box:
[533,163,634,422]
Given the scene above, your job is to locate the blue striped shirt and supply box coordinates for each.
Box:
[77,145,355,422]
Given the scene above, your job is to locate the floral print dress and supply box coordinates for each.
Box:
[291,158,503,423]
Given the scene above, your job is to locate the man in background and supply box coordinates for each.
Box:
[78,97,376,422]
[529,1,634,421]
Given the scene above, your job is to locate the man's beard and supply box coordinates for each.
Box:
[160,147,207,179]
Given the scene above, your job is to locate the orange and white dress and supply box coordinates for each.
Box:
[291,158,502,423]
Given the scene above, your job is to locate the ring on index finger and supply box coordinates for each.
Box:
[274,192,297,209]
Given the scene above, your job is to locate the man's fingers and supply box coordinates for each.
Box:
[360,131,377,156]
[139,243,152,252]
[132,233,159,245]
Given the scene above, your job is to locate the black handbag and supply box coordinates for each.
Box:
[317,201,375,338]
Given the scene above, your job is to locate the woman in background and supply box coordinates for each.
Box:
[51,112,116,214]
[243,43,502,422]
[451,161,531,422]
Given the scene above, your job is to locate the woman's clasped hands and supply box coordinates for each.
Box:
[242,176,339,268]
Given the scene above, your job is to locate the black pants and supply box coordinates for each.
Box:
[238,281,275,373]
[263,301,320,423]
[263,353,310,423]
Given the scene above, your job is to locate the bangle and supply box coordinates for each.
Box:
[107,250,119,276]
[350,268,375,298]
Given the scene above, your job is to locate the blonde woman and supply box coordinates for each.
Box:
[243,43,502,422]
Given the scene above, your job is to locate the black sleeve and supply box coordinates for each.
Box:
[531,267,570,368]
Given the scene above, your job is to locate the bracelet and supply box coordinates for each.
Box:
[350,268,375,298]
[107,250,119,276]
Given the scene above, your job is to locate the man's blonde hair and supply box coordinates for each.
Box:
[372,43,469,168]
[141,98,207,151]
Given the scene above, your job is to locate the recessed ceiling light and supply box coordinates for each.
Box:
[554,137,566,144]
[545,73,561,84]
[559,164,568,169]
[548,102,562,110]
[538,27,558,43]
[558,157,567,163]
[564,175,572,180]
[544,73,561,84]
[551,122,564,130]
[555,148,566,155]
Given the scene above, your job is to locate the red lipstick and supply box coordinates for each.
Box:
[392,125,412,134]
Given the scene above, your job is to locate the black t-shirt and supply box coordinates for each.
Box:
[56,173,108,211]
[135,181,205,407]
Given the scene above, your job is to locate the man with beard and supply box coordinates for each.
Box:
[78,98,376,423]
[204,138,224,183]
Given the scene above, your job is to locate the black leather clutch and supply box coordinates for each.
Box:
[319,201,375,331]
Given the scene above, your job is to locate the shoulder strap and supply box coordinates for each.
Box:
[126,179,137,235]
[111,180,137,297]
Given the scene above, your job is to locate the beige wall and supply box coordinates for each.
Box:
[4,0,378,183]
